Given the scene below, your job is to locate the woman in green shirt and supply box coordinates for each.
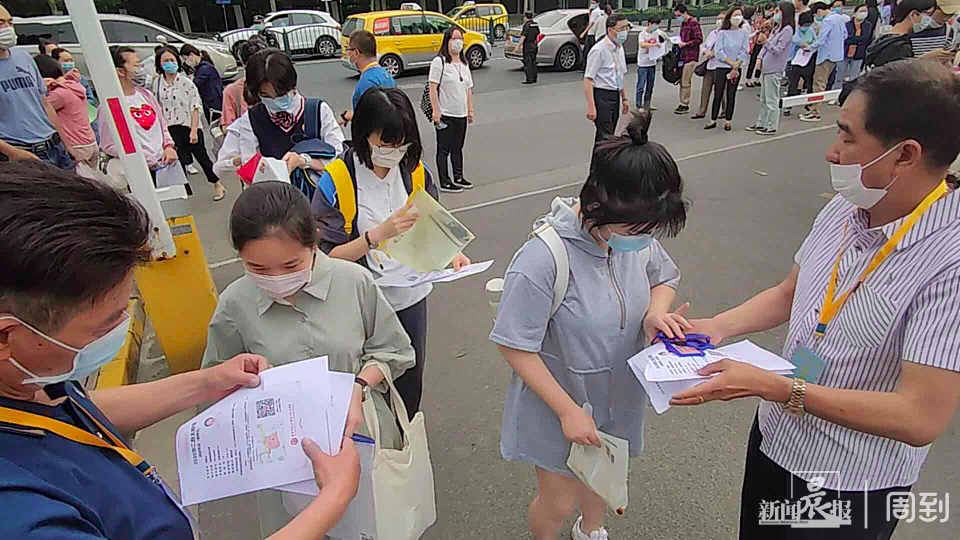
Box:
[202,180,415,535]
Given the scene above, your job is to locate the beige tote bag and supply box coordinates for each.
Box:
[361,364,437,540]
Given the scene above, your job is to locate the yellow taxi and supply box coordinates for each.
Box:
[446,1,510,40]
[341,8,492,77]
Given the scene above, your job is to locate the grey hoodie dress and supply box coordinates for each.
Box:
[490,198,681,476]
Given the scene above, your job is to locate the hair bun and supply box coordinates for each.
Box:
[625,109,652,145]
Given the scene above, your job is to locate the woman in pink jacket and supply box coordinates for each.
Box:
[34,54,99,180]
[98,46,189,194]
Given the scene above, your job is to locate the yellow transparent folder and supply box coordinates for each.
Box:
[381,189,475,272]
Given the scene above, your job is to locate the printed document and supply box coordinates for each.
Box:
[175,357,349,505]
[380,189,475,272]
[375,259,494,288]
[628,341,796,414]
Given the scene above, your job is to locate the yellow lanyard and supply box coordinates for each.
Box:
[815,181,949,337]
[0,399,154,476]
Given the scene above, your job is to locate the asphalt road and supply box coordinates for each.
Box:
[143,47,959,539]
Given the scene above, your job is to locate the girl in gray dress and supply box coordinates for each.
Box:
[490,110,690,540]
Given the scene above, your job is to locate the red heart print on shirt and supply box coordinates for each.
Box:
[129,104,157,130]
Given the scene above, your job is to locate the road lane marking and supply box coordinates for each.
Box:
[207,124,834,268]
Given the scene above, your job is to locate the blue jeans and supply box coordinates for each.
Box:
[832,58,863,90]
[636,65,656,108]
[36,140,75,171]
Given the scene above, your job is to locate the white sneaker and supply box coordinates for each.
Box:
[572,516,609,540]
[186,164,199,175]
[827,99,839,106]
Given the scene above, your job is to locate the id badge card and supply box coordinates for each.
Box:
[791,344,827,384]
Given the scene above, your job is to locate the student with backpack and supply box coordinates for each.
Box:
[312,87,470,419]
[489,110,689,540]
[213,49,345,188]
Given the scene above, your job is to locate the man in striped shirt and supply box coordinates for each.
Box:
[673,60,960,539]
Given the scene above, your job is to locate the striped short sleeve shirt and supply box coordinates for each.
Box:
[758,188,960,492]
[909,26,948,55]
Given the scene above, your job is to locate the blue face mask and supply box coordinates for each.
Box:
[833,6,843,14]
[815,14,825,22]
[60,61,75,72]
[605,227,655,253]
[161,61,179,74]
[262,91,297,115]
[3,314,131,386]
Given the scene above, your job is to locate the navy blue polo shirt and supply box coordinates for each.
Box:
[351,64,396,109]
[0,382,193,539]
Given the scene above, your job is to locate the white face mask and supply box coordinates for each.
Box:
[0,26,17,50]
[731,15,744,25]
[829,144,902,209]
[371,143,410,169]
[856,11,868,20]
[246,252,315,299]
[2,314,131,386]
[450,39,464,54]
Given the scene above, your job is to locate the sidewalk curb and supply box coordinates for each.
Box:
[94,295,145,389]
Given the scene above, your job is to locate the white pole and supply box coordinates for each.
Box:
[65,0,177,259]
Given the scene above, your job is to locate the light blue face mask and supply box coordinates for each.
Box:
[605,227,655,253]
[161,61,179,74]
[616,30,629,44]
[3,314,131,386]
[60,61,75,72]
[262,91,297,115]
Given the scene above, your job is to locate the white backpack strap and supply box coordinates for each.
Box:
[532,223,569,317]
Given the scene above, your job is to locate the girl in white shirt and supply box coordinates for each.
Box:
[428,26,475,193]
[153,46,226,201]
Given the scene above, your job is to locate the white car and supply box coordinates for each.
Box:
[13,14,239,80]
[219,10,342,59]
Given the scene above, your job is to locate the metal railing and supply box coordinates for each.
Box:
[277,24,343,58]
[217,24,341,60]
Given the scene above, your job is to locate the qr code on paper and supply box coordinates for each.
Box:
[255,398,277,419]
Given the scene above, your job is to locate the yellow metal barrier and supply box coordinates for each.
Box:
[134,215,219,375]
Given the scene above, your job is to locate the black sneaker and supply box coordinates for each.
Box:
[673,105,689,114]
[454,178,474,189]
[439,181,463,193]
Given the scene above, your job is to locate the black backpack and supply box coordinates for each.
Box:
[661,44,683,84]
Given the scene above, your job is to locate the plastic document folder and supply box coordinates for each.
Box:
[566,405,629,515]
[380,189,475,272]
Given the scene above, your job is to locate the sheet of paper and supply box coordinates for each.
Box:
[175,357,347,506]
[325,440,379,540]
[642,340,796,382]
[792,48,814,67]
[567,404,629,515]
[628,341,796,414]
[274,370,355,495]
[649,42,668,61]
[154,162,188,188]
[670,35,683,45]
[380,189,476,272]
[375,260,494,288]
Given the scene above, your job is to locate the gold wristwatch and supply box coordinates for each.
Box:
[783,378,806,416]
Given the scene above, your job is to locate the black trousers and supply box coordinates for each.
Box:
[393,297,427,419]
[168,125,219,184]
[711,67,739,121]
[593,88,620,145]
[787,60,815,97]
[582,35,595,69]
[436,115,468,184]
[739,414,912,540]
[523,46,538,82]
[747,44,763,79]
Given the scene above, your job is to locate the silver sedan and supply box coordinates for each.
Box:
[505,10,641,71]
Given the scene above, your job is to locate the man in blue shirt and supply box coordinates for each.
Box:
[338,29,396,127]
[800,0,848,121]
[0,4,73,170]
[0,160,361,539]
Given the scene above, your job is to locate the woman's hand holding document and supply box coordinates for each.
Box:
[566,403,630,516]
[380,189,475,272]
[628,340,797,414]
